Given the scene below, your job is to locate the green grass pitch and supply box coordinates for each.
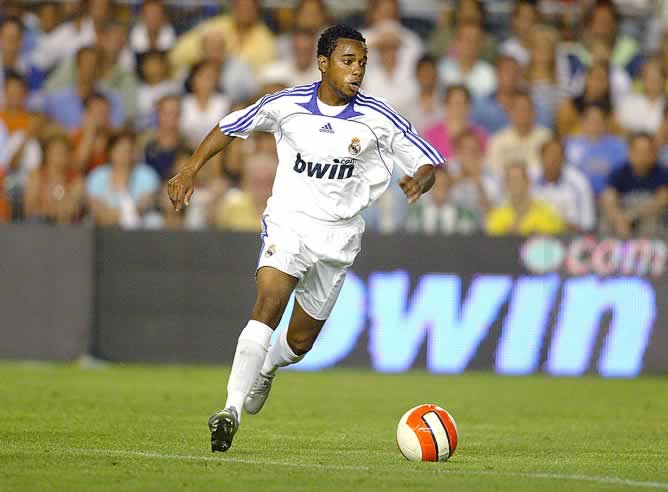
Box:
[1,363,667,491]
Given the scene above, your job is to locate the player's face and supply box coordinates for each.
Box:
[321,39,367,100]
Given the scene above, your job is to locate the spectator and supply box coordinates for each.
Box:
[276,0,331,61]
[533,138,596,231]
[526,25,571,122]
[146,149,226,230]
[213,151,277,232]
[140,95,190,181]
[396,55,444,134]
[500,0,538,67]
[27,3,62,58]
[179,147,227,230]
[128,0,175,56]
[578,35,632,101]
[427,0,497,63]
[487,90,552,175]
[659,29,668,81]
[86,131,160,228]
[260,28,320,90]
[448,129,501,225]
[362,0,423,85]
[96,21,137,121]
[23,135,84,224]
[0,73,43,216]
[654,106,668,166]
[220,120,245,186]
[556,61,623,137]
[472,55,552,134]
[0,17,33,105]
[601,133,668,235]
[145,178,185,230]
[0,171,10,222]
[437,21,496,99]
[47,20,137,122]
[565,102,628,194]
[616,57,666,134]
[31,0,113,74]
[0,72,40,134]
[361,172,409,234]
[42,46,124,130]
[293,0,331,32]
[424,85,487,162]
[169,0,276,74]
[197,28,258,105]
[135,50,180,131]
[0,120,7,166]
[573,0,641,77]
[180,61,230,149]
[362,20,418,108]
[487,161,565,235]
[406,167,479,234]
[71,93,114,174]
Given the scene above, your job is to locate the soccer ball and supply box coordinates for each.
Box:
[396,404,459,462]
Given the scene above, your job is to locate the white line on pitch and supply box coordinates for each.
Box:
[40,447,667,489]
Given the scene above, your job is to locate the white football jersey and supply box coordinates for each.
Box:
[218,82,445,222]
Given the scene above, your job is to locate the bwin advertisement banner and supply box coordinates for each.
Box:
[275,235,667,377]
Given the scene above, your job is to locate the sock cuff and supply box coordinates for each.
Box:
[280,327,304,363]
[239,320,274,347]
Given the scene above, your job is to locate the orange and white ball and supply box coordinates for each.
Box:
[396,404,459,462]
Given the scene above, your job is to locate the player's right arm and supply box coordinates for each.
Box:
[167,126,233,212]
[168,89,285,212]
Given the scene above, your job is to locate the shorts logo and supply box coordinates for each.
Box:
[348,137,361,156]
[265,244,277,257]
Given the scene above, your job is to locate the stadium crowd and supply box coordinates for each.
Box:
[0,0,667,236]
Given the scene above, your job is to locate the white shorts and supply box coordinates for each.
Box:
[256,210,365,320]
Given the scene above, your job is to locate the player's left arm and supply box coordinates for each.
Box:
[398,165,435,204]
[385,109,445,203]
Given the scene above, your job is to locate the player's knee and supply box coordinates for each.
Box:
[286,331,316,356]
[251,293,286,328]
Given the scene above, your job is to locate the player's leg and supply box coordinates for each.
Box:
[225,266,297,411]
[244,300,325,415]
[209,266,297,452]
[266,299,325,374]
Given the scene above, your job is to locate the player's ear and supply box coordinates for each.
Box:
[317,55,328,74]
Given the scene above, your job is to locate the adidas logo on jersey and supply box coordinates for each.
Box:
[319,123,335,133]
[293,153,355,180]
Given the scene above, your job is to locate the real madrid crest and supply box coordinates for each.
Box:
[348,137,361,156]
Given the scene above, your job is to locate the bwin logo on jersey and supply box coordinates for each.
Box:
[293,153,355,179]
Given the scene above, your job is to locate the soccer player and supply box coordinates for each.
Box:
[167,25,445,453]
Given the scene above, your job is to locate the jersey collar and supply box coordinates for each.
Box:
[297,81,364,120]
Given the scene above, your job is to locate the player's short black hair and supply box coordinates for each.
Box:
[317,25,365,58]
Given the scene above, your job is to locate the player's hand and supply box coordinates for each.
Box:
[167,170,195,212]
[399,175,423,204]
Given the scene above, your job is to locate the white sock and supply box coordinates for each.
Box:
[260,327,305,377]
[225,320,273,419]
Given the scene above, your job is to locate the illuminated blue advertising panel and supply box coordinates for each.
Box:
[274,236,667,377]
